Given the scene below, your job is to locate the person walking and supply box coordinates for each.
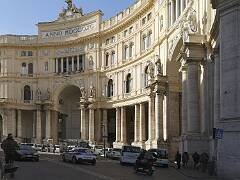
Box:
[175,151,181,169]
[200,152,209,172]
[1,134,19,164]
[182,152,189,168]
[192,152,200,170]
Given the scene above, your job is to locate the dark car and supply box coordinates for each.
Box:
[16,145,39,162]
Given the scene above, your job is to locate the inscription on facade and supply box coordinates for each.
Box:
[42,21,96,39]
[55,46,85,57]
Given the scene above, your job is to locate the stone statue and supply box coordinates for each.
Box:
[147,62,155,79]
[155,57,163,76]
[80,87,87,98]
[187,9,197,33]
[46,88,51,100]
[36,88,41,101]
[89,85,96,98]
[65,0,73,10]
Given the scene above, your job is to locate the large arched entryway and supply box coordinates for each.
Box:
[57,85,81,140]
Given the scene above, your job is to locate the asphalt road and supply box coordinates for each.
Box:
[4,155,223,180]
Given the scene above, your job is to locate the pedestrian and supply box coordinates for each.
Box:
[192,152,200,170]
[53,145,56,153]
[1,133,19,164]
[175,151,181,169]
[182,152,189,168]
[200,152,209,172]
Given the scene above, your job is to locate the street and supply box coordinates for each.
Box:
[8,155,225,180]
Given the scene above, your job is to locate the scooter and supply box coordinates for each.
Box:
[134,159,154,176]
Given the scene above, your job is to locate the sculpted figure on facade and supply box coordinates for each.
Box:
[155,57,163,76]
[46,88,51,100]
[89,85,96,98]
[36,88,41,101]
[80,87,87,99]
[147,62,155,79]
[187,9,197,33]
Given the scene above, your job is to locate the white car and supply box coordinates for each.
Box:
[120,146,141,165]
[93,145,103,156]
[106,148,121,159]
[62,148,96,165]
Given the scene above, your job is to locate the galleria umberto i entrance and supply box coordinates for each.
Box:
[0,0,240,177]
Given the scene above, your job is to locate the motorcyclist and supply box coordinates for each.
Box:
[136,150,154,170]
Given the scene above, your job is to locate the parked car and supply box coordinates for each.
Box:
[148,148,169,167]
[93,145,103,156]
[16,145,39,162]
[54,145,60,153]
[106,148,121,160]
[120,145,141,165]
[34,144,43,151]
[62,147,96,165]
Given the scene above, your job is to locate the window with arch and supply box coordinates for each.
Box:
[107,79,114,97]
[124,45,129,60]
[105,53,109,67]
[21,63,27,75]
[28,63,33,75]
[24,85,32,101]
[111,51,115,65]
[126,73,132,93]
[129,42,134,58]
[142,35,147,51]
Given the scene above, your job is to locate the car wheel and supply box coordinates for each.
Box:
[62,155,66,162]
[72,157,77,164]
[120,161,124,166]
[35,157,39,162]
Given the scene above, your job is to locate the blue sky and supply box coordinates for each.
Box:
[0,0,134,35]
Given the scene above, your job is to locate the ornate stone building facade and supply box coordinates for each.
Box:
[0,0,239,178]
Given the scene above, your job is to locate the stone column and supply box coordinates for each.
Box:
[176,0,180,18]
[213,48,220,127]
[66,58,69,72]
[134,104,140,143]
[187,61,200,133]
[181,65,188,134]
[80,106,87,140]
[17,110,22,138]
[88,107,95,143]
[120,107,127,144]
[146,93,155,149]
[155,91,164,142]
[61,58,64,73]
[170,0,175,25]
[71,57,74,72]
[181,0,185,13]
[33,111,36,138]
[139,103,146,148]
[36,108,42,144]
[102,109,108,139]
[115,107,121,142]
[45,110,51,139]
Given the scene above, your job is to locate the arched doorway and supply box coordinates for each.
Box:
[57,85,81,140]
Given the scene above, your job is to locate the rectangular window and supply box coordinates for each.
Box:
[142,17,146,25]
[28,51,33,56]
[129,27,133,34]
[106,39,110,45]
[147,13,152,21]
[44,62,48,71]
[123,30,128,37]
[21,51,27,57]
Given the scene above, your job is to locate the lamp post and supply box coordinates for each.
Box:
[101,123,107,158]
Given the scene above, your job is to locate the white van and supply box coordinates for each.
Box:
[120,145,141,165]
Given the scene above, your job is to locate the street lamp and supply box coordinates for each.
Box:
[101,123,107,158]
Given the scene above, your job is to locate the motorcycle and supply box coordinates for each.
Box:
[134,159,154,176]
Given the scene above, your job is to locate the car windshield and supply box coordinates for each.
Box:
[74,149,92,154]
[20,145,34,151]
[122,146,141,153]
